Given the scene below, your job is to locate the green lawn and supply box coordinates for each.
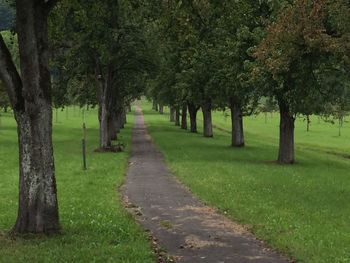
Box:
[0,108,154,263]
[142,101,350,263]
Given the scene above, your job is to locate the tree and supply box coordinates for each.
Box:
[145,0,215,136]
[254,0,349,164]
[178,0,216,138]
[51,0,152,150]
[146,0,270,141]
[322,81,350,136]
[0,0,60,234]
[208,1,266,147]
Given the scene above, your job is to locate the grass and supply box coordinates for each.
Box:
[0,107,154,263]
[142,100,350,263]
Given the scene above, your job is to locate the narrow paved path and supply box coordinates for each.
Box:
[123,107,289,263]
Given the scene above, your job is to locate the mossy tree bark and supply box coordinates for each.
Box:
[0,0,60,234]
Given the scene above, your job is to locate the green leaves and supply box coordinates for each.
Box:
[254,0,350,116]
[49,0,154,107]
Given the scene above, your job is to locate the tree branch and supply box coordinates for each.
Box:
[0,34,23,112]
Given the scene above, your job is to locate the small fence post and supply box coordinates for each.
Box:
[82,121,87,170]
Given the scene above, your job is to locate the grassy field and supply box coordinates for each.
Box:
[0,108,154,263]
[142,100,350,263]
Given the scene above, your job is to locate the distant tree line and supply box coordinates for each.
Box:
[145,0,350,164]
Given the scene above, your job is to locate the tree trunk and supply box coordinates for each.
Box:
[188,102,198,133]
[0,1,60,234]
[278,102,295,164]
[108,111,118,141]
[124,107,128,124]
[98,97,111,149]
[175,106,180,126]
[116,113,121,134]
[306,115,310,132]
[170,106,175,122]
[202,100,213,137]
[95,62,116,150]
[14,110,59,233]
[114,107,125,133]
[181,104,187,130]
[152,100,157,111]
[230,99,244,147]
[120,107,126,129]
[339,117,343,137]
[159,104,164,114]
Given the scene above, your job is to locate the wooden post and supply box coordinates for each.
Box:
[82,122,87,170]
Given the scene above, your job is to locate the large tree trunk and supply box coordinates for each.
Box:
[14,110,59,233]
[0,1,60,234]
[96,65,114,150]
[170,106,175,122]
[202,100,213,137]
[181,104,187,130]
[175,106,180,126]
[188,102,198,133]
[278,102,295,164]
[230,98,245,147]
